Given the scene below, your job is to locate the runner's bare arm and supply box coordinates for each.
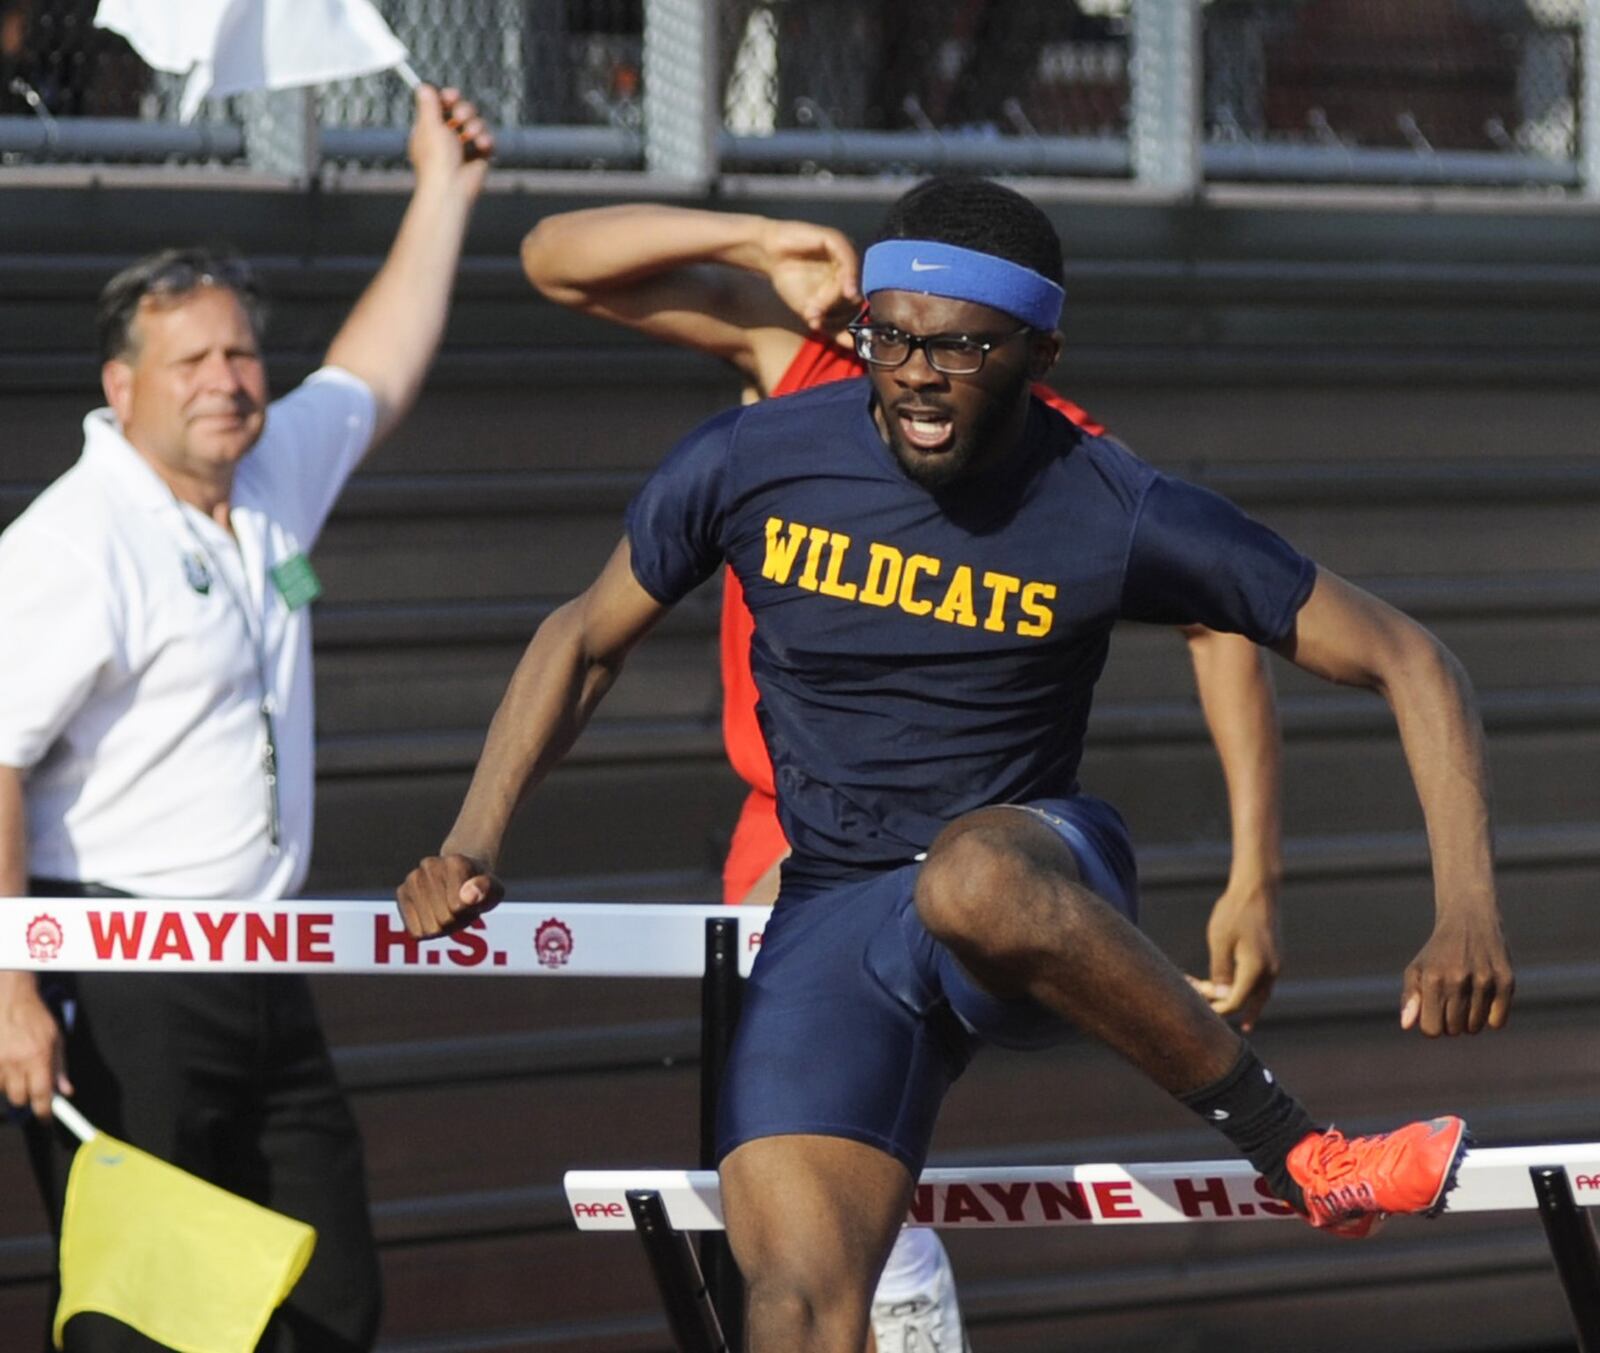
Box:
[1273,566,1513,1036]
[396,539,671,937]
[520,204,860,392]
[0,763,70,1118]
[1181,627,1282,1032]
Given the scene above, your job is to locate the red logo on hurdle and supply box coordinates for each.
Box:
[534,917,574,969]
[572,1201,626,1219]
[1574,1174,1600,1191]
[26,914,63,963]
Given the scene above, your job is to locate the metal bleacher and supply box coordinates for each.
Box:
[1,180,1598,1351]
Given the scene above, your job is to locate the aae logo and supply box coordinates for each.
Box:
[534,917,574,969]
[1574,1173,1600,1192]
[25,914,63,963]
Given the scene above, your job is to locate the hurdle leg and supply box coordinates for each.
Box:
[1530,1165,1600,1351]
[626,1189,728,1353]
[699,916,746,1348]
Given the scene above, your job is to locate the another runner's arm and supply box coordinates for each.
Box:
[0,764,71,1119]
[520,204,859,392]
[396,539,670,938]
[1182,627,1283,1032]
[323,85,492,449]
[1273,567,1512,1037]
[1122,473,1508,1038]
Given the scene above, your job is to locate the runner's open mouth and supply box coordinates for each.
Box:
[898,408,954,451]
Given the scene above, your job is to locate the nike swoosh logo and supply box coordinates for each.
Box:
[910,259,948,272]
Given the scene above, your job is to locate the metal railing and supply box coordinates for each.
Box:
[3,0,1600,195]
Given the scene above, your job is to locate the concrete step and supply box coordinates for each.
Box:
[302,682,1600,889]
[1082,683,1600,842]
[307,568,1600,746]
[13,245,1600,368]
[1139,822,1600,980]
[316,461,1600,600]
[308,753,742,894]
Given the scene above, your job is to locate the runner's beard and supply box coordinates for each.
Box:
[885,369,1031,491]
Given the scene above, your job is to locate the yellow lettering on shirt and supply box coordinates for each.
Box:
[754,518,1058,639]
[1018,582,1057,638]
[899,554,940,616]
[859,543,904,607]
[762,518,809,583]
[981,571,1022,632]
[933,565,979,628]
[796,526,833,591]
[818,532,859,601]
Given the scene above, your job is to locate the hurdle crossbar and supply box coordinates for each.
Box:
[566,1145,1600,1232]
[0,898,771,977]
[573,1153,1600,1353]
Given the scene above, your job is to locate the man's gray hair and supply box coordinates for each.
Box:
[96,247,266,362]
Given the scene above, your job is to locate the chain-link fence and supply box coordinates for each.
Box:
[0,0,255,162]
[0,0,1594,189]
[2,0,139,119]
[718,0,1129,174]
[718,1,1134,176]
[318,2,639,138]
[1205,0,1581,166]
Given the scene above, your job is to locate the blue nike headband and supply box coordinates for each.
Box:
[861,239,1065,331]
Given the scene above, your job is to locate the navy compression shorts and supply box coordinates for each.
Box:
[715,795,1138,1176]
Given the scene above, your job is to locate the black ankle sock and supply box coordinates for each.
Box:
[1177,1044,1318,1212]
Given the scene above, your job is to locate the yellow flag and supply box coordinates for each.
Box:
[55,1132,317,1353]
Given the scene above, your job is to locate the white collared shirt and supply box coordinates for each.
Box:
[0,367,375,900]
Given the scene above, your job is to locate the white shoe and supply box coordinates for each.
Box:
[869,1234,970,1352]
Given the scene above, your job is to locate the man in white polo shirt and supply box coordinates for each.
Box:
[0,85,492,1352]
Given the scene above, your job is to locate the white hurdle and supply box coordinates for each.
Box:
[565,1145,1600,1232]
[0,897,771,977]
[568,1151,1600,1353]
[1,898,762,1343]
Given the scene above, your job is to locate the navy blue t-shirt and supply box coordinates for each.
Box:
[627,378,1315,884]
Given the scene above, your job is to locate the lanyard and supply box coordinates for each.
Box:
[172,501,282,854]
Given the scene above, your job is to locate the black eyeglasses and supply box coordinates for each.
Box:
[847,321,1032,375]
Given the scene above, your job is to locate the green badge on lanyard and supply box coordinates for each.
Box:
[270,553,323,611]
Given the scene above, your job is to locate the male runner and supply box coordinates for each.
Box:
[522,203,1279,951]
[523,199,1287,1349]
[401,178,1512,1353]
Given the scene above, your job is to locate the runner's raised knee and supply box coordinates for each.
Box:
[921,809,1043,946]
[921,806,1094,985]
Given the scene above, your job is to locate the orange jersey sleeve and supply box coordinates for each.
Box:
[720,336,865,797]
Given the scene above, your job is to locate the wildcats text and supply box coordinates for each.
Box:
[762,517,1057,638]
